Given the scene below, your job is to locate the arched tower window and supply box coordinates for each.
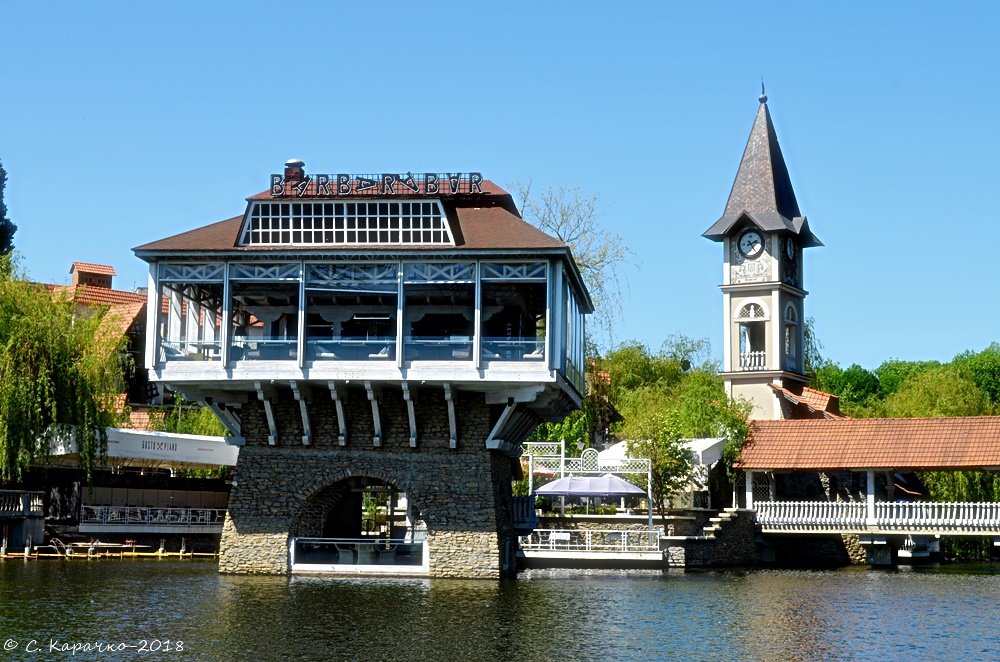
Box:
[783,303,798,371]
[735,302,768,371]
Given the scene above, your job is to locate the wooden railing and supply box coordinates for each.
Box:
[756,500,1000,533]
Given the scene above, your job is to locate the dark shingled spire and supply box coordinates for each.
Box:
[703,91,821,247]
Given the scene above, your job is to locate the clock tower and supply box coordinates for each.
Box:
[703,89,822,420]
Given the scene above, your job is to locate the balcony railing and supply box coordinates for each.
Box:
[80,505,227,527]
[160,339,222,362]
[231,337,297,361]
[519,528,662,553]
[0,490,43,517]
[739,350,767,371]
[756,500,1000,533]
[305,337,395,361]
[482,337,545,361]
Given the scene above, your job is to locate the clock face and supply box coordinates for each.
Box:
[785,237,796,260]
[737,230,764,259]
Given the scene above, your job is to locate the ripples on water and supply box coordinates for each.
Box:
[2,562,999,661]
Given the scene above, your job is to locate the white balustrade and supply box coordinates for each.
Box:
[756,500,1000,533]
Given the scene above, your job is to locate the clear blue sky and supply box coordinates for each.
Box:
[2,2,998,370]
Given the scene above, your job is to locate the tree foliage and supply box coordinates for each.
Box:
[151,398,229,437]
[881,365,991,418]
[630,413,693,523]
[0,159,16,255]
[0,256,126,482]
[514,183,631,348]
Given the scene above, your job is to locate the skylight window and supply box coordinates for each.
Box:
[240,201,454,246]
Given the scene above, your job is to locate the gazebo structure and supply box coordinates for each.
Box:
[740,417,1000,564]
[133,161,592,578]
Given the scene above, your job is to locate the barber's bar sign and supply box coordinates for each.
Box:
[270,172,484,198]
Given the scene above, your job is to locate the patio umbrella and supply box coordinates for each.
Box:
[534,473,647,498]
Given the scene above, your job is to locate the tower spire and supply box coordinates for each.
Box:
[702,89,820,248]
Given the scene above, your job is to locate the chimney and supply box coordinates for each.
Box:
[284,159,305,183]
[69,262,116,289]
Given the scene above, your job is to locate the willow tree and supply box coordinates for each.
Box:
[0,257,126,482]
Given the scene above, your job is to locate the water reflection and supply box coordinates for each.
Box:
[2,562,999,661]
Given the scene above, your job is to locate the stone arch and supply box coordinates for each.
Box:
[289,472,425,540]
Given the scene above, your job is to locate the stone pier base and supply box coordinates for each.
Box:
[218,388,517,579]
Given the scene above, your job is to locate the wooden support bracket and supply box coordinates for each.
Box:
[443,383,457,449]
[401,381,417,448]
[289,380,312,446]
[364,381,382,447]
[327,381,347,446]
[255,381,278,446]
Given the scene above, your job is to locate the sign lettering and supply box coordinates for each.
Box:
[270,172,485,197]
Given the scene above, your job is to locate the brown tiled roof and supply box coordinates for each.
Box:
[738,417,1000,471]
[770,383,845,419]
[132,206,563,253]
[57,284,146,307]
[70,262,117,276]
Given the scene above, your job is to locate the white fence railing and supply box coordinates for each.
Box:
[0,490,43,517]
[739,350,767,371]
[756,500,1000,533]
[80,505,226,527]
[519,528,662,553]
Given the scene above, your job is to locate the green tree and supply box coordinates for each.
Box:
[0,160,16,255]
[812,362,880,415]
[882,365,991,418]
[152,398,228,437]
[630,412,694,524]
[0,256,126,482]
[874,359,940,400]
[953,344,1000,405]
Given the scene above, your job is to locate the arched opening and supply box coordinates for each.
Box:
[735,302,768,371]
[289,476,429,573]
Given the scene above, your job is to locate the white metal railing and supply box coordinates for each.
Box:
[756,500,1000,533]
[739,350,767,371]
[80,505,226,527]
[0,490,44,517]
[519,527,663,553]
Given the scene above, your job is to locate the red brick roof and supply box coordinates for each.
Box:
[70,262,117,276]
[738,417,1000,471]
[56,284,146,307]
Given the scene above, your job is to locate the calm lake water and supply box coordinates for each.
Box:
[1,560,999,661]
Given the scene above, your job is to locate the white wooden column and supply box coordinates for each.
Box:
[866,470,876,527]
[745,470,755,510]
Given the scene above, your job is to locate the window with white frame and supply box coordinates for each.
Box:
[239,201,454,246]
[784,303,798,370]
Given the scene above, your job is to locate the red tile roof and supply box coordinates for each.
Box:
[770,383,844,419]
[738,417,1000,471]
[56,284,146,307]
[70,262,117,276]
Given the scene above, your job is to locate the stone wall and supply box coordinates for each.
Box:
[670,508,759,568]
[537,512,706,536]
[219,386,517,578]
